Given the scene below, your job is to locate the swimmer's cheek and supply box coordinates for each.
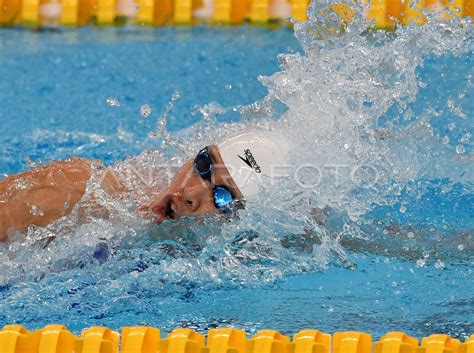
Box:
[197,203,219,217]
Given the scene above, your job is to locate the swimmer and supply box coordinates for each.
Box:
[0,132,290,241]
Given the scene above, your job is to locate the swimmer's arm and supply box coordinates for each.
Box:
[0,158,93,241]
[0,158,126,241]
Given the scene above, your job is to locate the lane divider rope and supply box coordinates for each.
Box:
[0,0,473,29]
[1,325,473,353]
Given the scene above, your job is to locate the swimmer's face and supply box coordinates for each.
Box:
[147,145,244,223]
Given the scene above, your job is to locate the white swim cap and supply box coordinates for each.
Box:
[218,131,290,198]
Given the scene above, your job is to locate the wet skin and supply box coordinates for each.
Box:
[146,145,244,223]
[0,158,126,241]
[0,146,242,241]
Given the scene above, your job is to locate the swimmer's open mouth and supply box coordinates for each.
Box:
[165,200,176,219]
[152,196,178,223]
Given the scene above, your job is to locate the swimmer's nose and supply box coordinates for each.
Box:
[182,194,200,213]
[181,186,212,214]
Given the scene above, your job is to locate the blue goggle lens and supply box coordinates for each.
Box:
[194,146,235,213]
[213,186,234,211]
[194,147,213,179]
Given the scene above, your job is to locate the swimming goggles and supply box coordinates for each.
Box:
[193,147,235,213]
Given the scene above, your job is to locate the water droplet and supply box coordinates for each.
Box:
[140,104,152,118]
[391,281,397,287]
[416,259,426,267]
[457,244,465,251]
[30,204,44,216]
[455,144,465,154]
[107,97,120,107]
[225,84,232,90]
[435,260,445,270]
[148,131,157,138]
[171,91,181,101]
[442,136,449,144]
[407,231,415,239]
[460,132,471,143]
[399,205,406,213]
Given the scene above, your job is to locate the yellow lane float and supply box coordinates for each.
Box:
[0,0,473,28]
[1,325,473,353]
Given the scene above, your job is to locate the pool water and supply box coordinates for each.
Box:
[0,5,473,341]
[0,27,300,172]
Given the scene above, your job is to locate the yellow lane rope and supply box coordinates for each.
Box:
[1,325,473,353]
[0,0,473,28]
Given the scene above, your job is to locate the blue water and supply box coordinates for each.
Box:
[0,27,300,173]
[0,23,473,340]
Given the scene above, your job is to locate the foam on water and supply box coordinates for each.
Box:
[0,0,473,331]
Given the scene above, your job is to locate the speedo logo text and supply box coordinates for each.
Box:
[238,149,262,173]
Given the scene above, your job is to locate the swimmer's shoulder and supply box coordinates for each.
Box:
[52,157,94,185]
[45,158,128,196]
[0,157,93,189]
[0,157,128,201]
[0,157,128,241]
